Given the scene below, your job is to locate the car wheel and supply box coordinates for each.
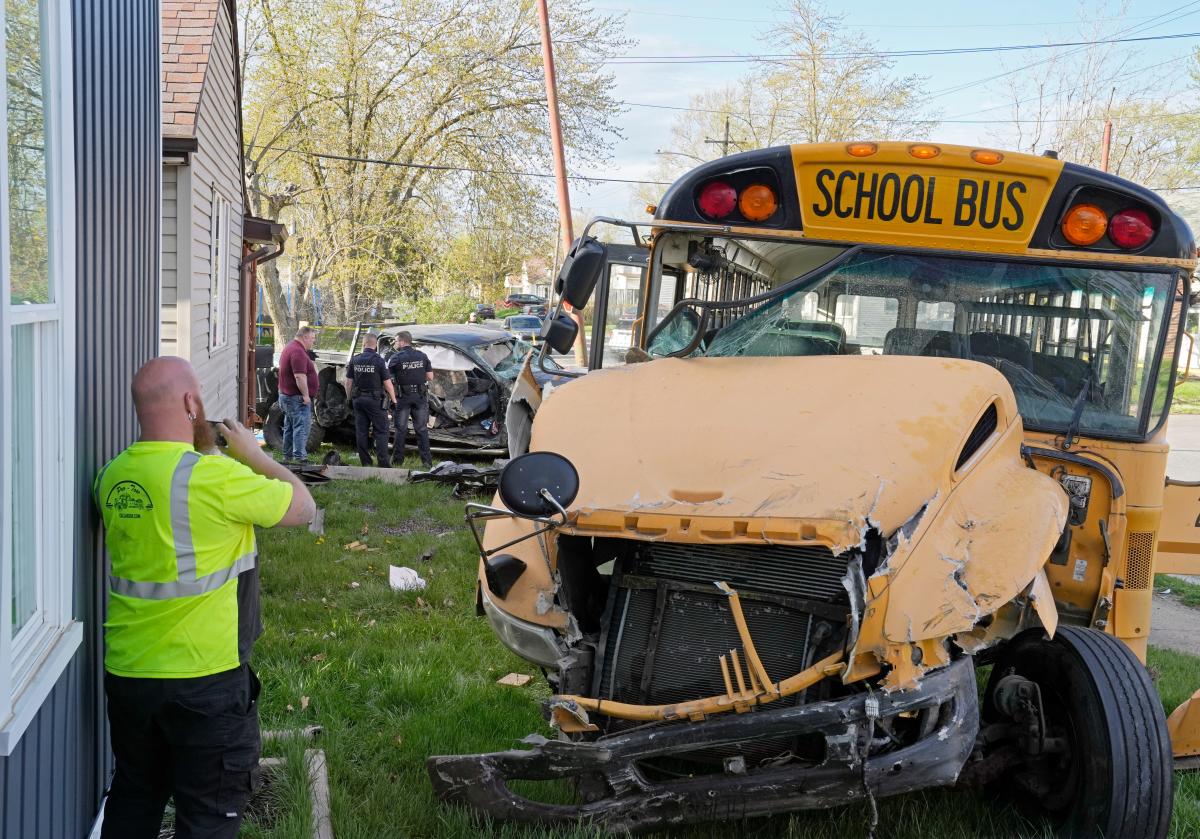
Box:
[263,402,285,451]
[984,626,1173,839]
[305,418,326,453]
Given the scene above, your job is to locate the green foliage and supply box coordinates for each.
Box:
[406,293,476,325]
[249,477,1200,838]
[1172,377,1200,415]
[242,0,629,329]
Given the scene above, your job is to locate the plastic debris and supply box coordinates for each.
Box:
[389,565,427,591]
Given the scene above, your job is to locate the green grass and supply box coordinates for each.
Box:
[250,477,1200,838]
[1158,574,1200,609]
[1171,376,1200,415]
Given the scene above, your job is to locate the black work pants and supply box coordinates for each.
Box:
[393,392,432,465]
[101,664,261,839]
[353,393,391,467]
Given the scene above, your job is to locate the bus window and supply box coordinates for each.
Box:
[600,262,644,368]
[917,301,956,332]
[834,295,899,354]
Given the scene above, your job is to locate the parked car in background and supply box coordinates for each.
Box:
[474,303,496,320]
[503,314,543,343]
[260,323,568,455]
[503,292,546,308]
[521,303,548,318]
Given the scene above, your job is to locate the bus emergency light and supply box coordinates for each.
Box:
[738,184,778,222]
[1110,208,1155,250]
[698,181,737,219]
[1061,203,1108,246]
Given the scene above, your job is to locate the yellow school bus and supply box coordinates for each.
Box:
[429,142,1200,838]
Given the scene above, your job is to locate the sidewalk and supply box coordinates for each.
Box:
[1168,414,1200,480]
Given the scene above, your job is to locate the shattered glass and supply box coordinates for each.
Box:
[650,247,1175,437]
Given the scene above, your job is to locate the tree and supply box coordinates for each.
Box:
[241,0,627,344]
[994,7,1200,188]
[638,0,935,207]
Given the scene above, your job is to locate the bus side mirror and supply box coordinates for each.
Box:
[556,236,607,309]
[540,313,578,354]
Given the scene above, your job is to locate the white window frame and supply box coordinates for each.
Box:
[0,0,83,756]
[210,187,230,352]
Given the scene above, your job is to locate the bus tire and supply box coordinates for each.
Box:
[985,626,1173,839]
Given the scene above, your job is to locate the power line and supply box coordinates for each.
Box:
[924,0,1200,100]
[595,6,1163,30]
[618,98,1200,125]
[604,30,1200,64]
[248,145,673,185]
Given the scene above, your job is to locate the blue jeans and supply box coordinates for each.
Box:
[280,393,312,461]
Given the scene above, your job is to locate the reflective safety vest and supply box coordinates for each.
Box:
[94,441,293,678]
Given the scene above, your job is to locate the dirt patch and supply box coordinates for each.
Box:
[379,517,452,537]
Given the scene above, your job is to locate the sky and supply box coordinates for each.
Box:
[565,0,1200,221]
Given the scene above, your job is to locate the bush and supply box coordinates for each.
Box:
[412,293,475,324]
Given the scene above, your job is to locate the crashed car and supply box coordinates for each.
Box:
[428,142,1200,837]
[262,323,566,456]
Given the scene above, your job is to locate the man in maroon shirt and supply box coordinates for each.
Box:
[277,326,319,462]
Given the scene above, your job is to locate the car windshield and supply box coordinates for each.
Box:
[477,338,562,380]
[509,316,541,329]
[648,248,1178,437]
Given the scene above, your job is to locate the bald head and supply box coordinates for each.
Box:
[363,333,378,349]
[132,356,205,443]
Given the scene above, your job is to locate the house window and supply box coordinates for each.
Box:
[210,188,229,351]
[0,0,82,754]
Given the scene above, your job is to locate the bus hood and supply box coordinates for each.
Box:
[533,355,1016,538]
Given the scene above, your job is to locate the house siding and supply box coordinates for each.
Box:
[161,163,180,355]
[0,2,161,836]
[181,0,244,418]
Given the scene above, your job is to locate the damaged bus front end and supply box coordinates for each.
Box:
[428,357,1068,831]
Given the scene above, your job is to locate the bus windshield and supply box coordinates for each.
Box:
[647,244,1178,438]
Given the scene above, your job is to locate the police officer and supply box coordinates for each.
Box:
[387,330,434,468]
[345,333,397,467]
[95,356,315,838]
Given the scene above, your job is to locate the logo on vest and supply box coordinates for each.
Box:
[105,481,154,519]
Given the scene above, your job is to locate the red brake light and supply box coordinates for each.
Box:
[697,181,737,220]
[1109,208,1154,250]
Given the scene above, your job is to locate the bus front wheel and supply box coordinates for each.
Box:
[983,626,1173,839]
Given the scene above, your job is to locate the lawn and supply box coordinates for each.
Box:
[1158,574,1200,609]
[248,470,1200,839]
[1172,376,1200,415]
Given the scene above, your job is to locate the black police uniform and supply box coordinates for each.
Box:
[347,347,391,467]
[387,345,433,467]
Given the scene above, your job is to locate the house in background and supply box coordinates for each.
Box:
[160,0,246,419]
[504,256,553,300]
[0,2,161,835]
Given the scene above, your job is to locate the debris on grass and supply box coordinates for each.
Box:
[418,548,436,563]
[301,695,310,711]
[345,540,369,551]
[349,581,361,589]
[496,673,532,687]
[309,507,326,536]
[389,565,427,591]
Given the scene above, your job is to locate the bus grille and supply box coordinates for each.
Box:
[597,542,850,708]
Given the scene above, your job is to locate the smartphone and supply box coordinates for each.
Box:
[208,420,227,447]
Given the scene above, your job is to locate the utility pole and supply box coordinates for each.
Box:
[1100,87,1116,173]
[704,116,745,157]
[536,0,586,365]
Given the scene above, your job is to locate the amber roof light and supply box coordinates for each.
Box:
[1061,204,1108,246]
[908,144,941,159]
[846,142,878,157]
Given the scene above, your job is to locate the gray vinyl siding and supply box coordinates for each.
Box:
[161,163,180,355]
[185,0,243,418]
[0,2,161,836]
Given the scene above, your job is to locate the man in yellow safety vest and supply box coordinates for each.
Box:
[94,357,315,838]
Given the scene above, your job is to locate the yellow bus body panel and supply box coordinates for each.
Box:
[790,142,1065,255]
[1156,480,1200,575]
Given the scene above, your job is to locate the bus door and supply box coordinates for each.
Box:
[587,243,649,370]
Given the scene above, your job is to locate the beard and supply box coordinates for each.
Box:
[191,400,216,452]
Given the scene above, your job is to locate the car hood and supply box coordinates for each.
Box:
[531,355,1022,543]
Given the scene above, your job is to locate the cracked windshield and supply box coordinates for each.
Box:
[648,240,1175,436]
